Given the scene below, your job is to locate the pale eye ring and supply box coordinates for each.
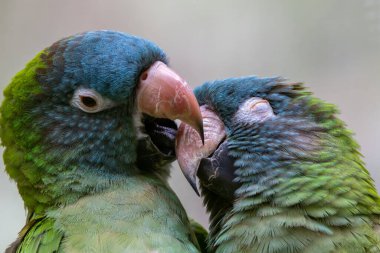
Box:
[233,97,275,124]
[71,88,116,113]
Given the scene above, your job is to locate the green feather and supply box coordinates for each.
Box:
[189,219,209,253]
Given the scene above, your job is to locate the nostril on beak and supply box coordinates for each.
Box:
[140,72,148,81]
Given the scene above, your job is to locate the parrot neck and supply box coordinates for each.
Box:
[45,174,200,252]
[20,138,140,216]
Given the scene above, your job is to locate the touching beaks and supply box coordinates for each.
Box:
[136,61,204,143]
[175,105,226,195]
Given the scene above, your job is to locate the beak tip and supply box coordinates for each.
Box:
[191,181,200,196]
[185,174,200,196]
[194,188,200,197]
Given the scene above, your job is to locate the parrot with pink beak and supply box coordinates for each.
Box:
[176,76,380,253]
[1,31,204,253]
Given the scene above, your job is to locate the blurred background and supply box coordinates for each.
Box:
[1,0,379,250]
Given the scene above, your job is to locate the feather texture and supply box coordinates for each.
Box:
[194,76,380,253]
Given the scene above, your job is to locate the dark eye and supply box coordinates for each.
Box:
[71,88,116,113]
[80,96,97,108]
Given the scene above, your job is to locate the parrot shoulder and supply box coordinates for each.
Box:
[6,216,64,253]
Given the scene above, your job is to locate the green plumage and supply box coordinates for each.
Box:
[194,77,380,253]
[190,220,209,253]
[14,218,64,253]
[13,176,200,253]
[2,52,48,214]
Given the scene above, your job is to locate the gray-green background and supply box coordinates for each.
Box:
[1,0,379,251]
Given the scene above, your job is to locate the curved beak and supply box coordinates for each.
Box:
[136,61,204,142]
[175,105,226,195]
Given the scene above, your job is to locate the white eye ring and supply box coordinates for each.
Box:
[233,97,275,124]
[71,88,116,113]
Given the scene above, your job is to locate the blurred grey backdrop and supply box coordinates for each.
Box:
[1,0,379,250]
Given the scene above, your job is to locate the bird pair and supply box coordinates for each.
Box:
[2,31,380,253]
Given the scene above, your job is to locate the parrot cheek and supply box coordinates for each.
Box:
[176,105,226,195]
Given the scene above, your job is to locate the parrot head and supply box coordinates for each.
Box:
[177,76,305,195]
[0,31,203,214]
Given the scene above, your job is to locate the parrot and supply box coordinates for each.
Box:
[1,30,205,253]
[175,76,380,253]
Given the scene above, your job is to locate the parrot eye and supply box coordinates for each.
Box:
[71,88,116,113]
[234,97,275,124]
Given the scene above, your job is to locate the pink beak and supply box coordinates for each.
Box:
[136,61,204,142]
[175,105,226,194]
